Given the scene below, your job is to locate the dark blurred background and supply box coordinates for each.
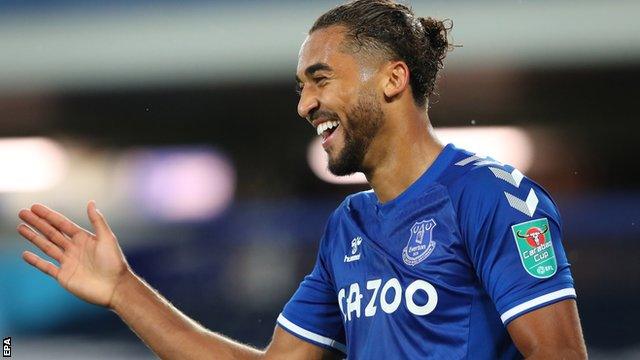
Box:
[0,1,638,359]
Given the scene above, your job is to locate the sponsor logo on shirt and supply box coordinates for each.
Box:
[344,236,363,263]
[337,278,438,321]
[511,218,557,278]
[402,219,437,266]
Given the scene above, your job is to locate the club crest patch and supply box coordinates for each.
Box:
[402,219,437,266]
[511,218,557,278]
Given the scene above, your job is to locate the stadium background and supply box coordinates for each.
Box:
[0,0,638,358]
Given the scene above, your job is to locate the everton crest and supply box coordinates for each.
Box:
[402,219,437,266]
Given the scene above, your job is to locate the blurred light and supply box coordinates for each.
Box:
[1,1,638,92]
[0,137,68,192]
[307,126,533,185]
[229,242,297,310]
[127,148,235,221]
[435,126,534,172]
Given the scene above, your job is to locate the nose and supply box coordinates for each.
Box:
[297,87,319,121]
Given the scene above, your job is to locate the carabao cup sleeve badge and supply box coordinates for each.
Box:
[511,218,558,278]
[402,219,437,266]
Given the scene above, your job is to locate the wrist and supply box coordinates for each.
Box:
[108,269,138,312]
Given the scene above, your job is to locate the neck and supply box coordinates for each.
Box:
[363,109,443,203]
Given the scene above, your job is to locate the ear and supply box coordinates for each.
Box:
[382,61,410,100]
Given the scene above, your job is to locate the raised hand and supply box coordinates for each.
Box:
[17,201,131,308]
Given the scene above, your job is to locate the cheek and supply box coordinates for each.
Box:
[340,83,363,107]
[341,86,365,112]
[325,90,352,124]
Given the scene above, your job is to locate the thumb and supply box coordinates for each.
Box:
[87,200,113,238]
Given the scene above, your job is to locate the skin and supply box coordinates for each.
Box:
[17,25,587,360]
[296,26,442,201]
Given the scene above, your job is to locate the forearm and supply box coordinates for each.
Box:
[509,300,587,360]
[111,271,264,360]
[524,348,587,360]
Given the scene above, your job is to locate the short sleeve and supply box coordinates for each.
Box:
[277,214,346,354]
[458,165,576,325]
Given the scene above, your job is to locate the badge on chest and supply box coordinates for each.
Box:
[402,219,437,266]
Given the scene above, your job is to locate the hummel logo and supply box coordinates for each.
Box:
[489,167,524,188]
[344,236,363,263]
[490,166,538,217]
[505,189,539,217]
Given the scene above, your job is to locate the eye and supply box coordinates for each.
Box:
[295,83,304,95]
[314,76,328,85]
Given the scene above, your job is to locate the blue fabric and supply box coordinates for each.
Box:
[280,144,575,359]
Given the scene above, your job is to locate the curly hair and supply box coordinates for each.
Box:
[311,0,452,108]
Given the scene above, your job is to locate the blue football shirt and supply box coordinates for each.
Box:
[277,144,576,359]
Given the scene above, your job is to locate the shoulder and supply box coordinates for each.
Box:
[335,189,376,215]
[444,155,556,216]
[436,153,562,246]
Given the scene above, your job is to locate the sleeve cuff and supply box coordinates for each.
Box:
[276,314,347,354]
[500,287,577,325]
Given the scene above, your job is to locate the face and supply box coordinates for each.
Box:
[296,26,385,176]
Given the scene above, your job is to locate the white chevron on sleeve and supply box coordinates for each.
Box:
[489,167,524,188]
[504,189,539,217]
[473,159,503,167]
[455,153,538,216]
[455,155,481,166]
[455,154,502,168]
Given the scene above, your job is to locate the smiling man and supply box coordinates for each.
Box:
[17,1,586,359]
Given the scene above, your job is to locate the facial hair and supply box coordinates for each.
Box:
[328,89,384,176]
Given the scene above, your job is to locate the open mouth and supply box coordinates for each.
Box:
[316,120,340,141]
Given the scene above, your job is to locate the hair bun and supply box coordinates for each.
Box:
[418,17,452,68]
[311,0,454,107]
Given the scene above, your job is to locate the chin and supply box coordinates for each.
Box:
[328,155,361,176]
[328,167,358,177]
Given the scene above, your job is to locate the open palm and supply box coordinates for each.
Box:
[18,201,129,308]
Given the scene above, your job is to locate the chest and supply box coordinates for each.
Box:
[329,187,474,321]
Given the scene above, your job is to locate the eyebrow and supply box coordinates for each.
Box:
[295,62,333,83]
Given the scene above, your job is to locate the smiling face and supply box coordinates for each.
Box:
[296,26,385,176]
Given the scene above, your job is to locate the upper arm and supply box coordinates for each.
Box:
[458,165,576,325]
[457,167,586,356]
[263,326,341,360]
[455,164,584,356]
[507,299,587,359]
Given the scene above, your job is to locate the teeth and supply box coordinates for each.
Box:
[316,121,340,136]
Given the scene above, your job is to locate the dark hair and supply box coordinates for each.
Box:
[311,0,452,108]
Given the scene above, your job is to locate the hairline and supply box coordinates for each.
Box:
[310,24,397,69]
[309,23,425,107]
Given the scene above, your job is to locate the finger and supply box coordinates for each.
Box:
[23,250,60,278]
[17,224,64,262]
[87,200,114,239]
[31,203,85,238]
[87,201,113,238]
[19,209,72,250]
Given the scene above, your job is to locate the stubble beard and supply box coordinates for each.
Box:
[328,90,383,176]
